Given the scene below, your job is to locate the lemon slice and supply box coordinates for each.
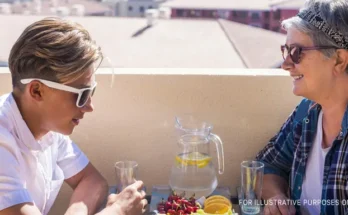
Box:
[193,208,233,215]
[205,199,232,209]
[175,152,212,168]
[204,203,230,214]
[205,195,231,205]
[196,209,205,214]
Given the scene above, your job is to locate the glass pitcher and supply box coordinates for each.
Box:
[169,115,224,198]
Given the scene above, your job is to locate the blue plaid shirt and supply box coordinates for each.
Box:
[256,99,348,215]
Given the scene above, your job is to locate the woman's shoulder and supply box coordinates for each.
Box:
[297,98,315,107]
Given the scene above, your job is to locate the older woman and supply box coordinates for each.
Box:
[0,18,147,215]
[256,0,348,214]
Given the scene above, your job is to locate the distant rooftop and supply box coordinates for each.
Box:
[161,0,303,11]
[0,15,285,68]
[162,0,274,11]
[218,19,285,68]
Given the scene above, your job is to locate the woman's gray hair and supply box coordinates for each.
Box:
[282,0,348,58]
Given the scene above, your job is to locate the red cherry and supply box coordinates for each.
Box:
[193,206,198,212]
[165,201,172,210]
[181,199,189,206]
[177,210,185,215]
[173,196,180,201]
[158,210,166,214]
[172,203,181,210]
[185,207,193,214]
[168,209,176,214]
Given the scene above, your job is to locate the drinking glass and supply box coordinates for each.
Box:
[240,160,264,215]
[115,161,138,193]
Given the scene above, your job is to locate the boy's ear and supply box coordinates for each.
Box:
[28,81,45,101]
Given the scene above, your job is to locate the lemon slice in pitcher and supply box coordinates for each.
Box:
[175,152,212,168]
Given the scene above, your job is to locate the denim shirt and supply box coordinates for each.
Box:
[256,99,348,215]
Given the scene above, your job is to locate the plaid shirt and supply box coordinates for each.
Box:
[256,99,348,215]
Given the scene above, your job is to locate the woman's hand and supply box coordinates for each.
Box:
[263,194,296,215]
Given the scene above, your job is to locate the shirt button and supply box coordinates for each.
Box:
[298,186,301,190]
[305,118,309,123]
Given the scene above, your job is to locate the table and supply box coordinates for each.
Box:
[108,185,241,214]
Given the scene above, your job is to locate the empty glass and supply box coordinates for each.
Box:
[115,161,138,193]
[240,161,264,215]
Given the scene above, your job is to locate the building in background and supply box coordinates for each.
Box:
[0,0,304,24]
[269,0,304,32]
[0,60,8,67]
[0,0,113,16]
[102,0,168,17]
[160,0,304,33]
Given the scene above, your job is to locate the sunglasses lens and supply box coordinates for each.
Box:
[290,46,301,64]
[78,87,96,107]
[281,46,288,60]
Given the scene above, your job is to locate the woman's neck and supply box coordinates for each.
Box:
[320,98,347,148]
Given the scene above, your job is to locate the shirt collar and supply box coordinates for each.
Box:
[8,93,53,151]
[312,102,348,139]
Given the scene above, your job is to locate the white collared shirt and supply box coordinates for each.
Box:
[0,93,89,215]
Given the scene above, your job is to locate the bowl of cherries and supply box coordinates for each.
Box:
[156,191,202,215]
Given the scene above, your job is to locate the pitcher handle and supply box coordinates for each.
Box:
[209,133,224,174]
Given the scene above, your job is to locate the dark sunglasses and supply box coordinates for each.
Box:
[281,45,337,64]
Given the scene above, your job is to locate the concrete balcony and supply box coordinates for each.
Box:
[0,68,301,215]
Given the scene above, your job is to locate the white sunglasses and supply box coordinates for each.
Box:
[20,78,97,108]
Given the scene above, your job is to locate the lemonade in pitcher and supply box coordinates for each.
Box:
[169,116,224,198]
[169,151,218,198]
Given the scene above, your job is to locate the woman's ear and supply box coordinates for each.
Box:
[334,49,348,75]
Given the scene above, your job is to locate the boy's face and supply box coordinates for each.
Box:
[38,66,96,135]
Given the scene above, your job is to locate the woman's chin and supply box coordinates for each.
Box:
[292,87,305,97]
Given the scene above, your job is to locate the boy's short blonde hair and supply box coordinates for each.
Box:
[9,17,102,90]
